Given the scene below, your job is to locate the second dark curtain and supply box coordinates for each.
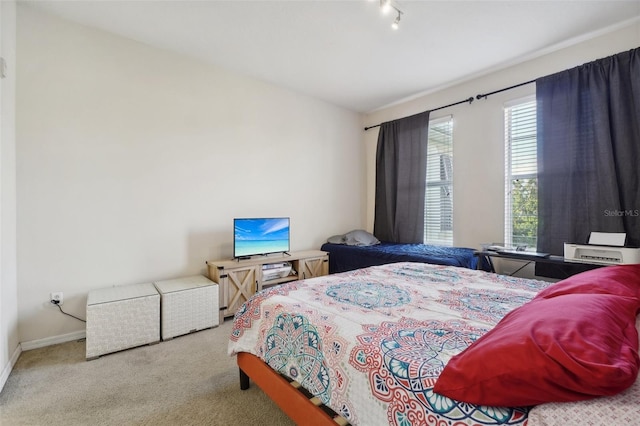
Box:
[536,47,640,255]
[373,111,430,243]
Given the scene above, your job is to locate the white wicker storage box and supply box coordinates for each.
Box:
[153,275,219,340]
[86,282,160,360]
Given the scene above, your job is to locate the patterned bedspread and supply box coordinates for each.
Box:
[228,262,551,426]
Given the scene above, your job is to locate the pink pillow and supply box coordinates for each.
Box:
[434,291,640,406]
[537,264,640,299]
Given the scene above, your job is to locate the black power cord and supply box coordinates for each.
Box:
[50,299,86,323]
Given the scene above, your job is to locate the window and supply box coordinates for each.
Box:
[424,116,453,246]
[504,98,537,249]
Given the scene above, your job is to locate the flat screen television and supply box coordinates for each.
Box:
[233,217,290,259]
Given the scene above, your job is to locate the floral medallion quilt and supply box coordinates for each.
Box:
[229,262,551,426]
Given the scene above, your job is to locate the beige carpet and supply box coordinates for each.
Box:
[0,319,295,426]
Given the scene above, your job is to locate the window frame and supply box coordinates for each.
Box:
[504,96,538,250]
[424,115,454,246]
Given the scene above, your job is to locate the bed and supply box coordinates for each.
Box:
[228,262,640,426]
[320,242,488,273]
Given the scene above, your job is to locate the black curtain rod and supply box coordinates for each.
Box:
[363,96,474,131]
[364,76,537,131]
[475,79,536,100]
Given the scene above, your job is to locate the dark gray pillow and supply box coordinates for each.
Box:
[344,230,380,246]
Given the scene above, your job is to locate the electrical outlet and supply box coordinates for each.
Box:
[50,292,63,306]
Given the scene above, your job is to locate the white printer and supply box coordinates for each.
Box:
[564,232,640,265]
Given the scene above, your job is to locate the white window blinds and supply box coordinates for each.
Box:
[424,116,453,246]
[504,98,538,249]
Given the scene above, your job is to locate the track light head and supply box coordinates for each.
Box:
[391,11,401,29]
[380,0,392,15]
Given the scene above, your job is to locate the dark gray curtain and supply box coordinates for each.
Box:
[537,47,640,255]
[373,111,430,243]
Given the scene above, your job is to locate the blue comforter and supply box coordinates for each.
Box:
[320,242,489,273]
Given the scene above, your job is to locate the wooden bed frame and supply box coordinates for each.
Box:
[237,352,350,425]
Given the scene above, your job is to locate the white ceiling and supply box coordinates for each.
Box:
[22,0,640,112]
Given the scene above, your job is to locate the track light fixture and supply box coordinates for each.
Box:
[379,0,403,30]
[391,10,402,30]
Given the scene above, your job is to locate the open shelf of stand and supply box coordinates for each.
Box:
[261,274,299,288]
[206,250,329,323]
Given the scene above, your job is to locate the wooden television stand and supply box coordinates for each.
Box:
[206,250,329,323]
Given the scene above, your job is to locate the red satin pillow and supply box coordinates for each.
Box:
[434,290,640,406]
[536,264,640,299]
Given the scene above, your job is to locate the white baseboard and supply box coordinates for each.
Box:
[20,330,86,351]
[1,330,86,392]
[0,343,22,393]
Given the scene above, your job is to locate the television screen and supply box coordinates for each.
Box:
[233,217,290,258]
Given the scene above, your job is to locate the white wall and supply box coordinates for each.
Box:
[1,0,19,391]
[363,21,640,257]
[16,6,364,344]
